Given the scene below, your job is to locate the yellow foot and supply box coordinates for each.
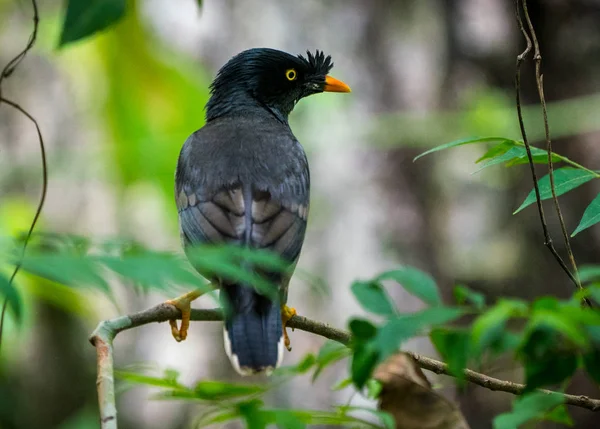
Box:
[166,290,203,342]
[281,305,297,352]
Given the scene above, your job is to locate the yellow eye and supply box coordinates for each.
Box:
[285,68,297,81]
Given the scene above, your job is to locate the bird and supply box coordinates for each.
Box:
[166,48,351,375]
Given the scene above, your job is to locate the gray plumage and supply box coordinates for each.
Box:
[174,47,347,375]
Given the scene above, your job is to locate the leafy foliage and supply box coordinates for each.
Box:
[579,265,600,283]
[351,281,396,316]
[514,168,597,214]
[493,391,571,429]
[430,328,470,383]
[376,267,442,307]
[0,234,292,320]
[0,272,21,322]
[415,136,600,237]
[4,227,600,427]
[116,370,388,428]
[453,284,486,310]
[348,267,467,389]
[412,136,510,162]
[572,192,600,236]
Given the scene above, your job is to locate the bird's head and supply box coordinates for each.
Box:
[206,48,351,122]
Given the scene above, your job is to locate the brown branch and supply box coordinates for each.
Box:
[89,304,600,428]
[520,0,585,300]
[514,0,591,307]
[0,0,48,351]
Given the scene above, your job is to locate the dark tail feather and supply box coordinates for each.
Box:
[223,184,283,375]
[223,292,283,375]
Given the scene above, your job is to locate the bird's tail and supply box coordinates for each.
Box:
[223,289,284,375]
[222,184,284,375]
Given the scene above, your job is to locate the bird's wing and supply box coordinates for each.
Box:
[175,118,310,298]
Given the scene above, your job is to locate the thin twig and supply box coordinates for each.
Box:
[520,0,585,299]
[0,0,38,93]
[0,0,47,351]
[514,0,591,306]
[89,304,600,428]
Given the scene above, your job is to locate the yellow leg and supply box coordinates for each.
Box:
[166,289,203,342]
[281,305,297,351]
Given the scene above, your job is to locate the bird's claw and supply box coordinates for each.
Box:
[166,290,202,342]
[281,305,297,352]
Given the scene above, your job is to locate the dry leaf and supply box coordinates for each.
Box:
[374,353,471,429]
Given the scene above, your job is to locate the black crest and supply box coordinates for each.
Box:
[298,50,333,76]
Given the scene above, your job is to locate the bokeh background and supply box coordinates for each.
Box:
[2,0,600,428]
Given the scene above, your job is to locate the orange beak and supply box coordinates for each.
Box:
[323,75,351,93]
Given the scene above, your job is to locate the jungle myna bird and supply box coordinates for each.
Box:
[167,48,351,375]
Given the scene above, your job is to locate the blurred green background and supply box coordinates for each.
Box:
[1,0,600,428]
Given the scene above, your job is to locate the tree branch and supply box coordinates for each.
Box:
[89,304,600,428]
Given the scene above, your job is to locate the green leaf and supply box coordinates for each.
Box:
[350,345,379,389]
[349,318,378,341]
[506,147,561,166]
[559,304,600,327]
[274,354,317,377]
[473,146,525,173]
[0,272,22,322]
[579,265,600,283]
[197,410,241,428]
[529,309,588,349]
[453,284,486,310]
[476,140,515,163]
[365,379,383,399]
[99,253,206,292]
[523,353,578,391]
[413,136,508,162]
[312,341,350,382]
[472,145,558,174]
[514,168,597,214]
[21,254,110,293]
[589,284,600,306]
[186,247,279,299]
[216,246,290,273]
[475,140,560,168]
[375,308,465,359]
[295,354,317,374]
[342,407,395,429]
[430,328,470,383]
[193,381,266,400]
[275,412,306,429]
[520,326,578,391]
[115,371,185,390]
[377,267,441,307]
[331,377,352,391]
[493,391,567,429]
[351,281,396,316]
[544,404,574,426]
[278,408,384,426]
[583,339,600,384]
[59,0,126,47]
[238,400,269,429]
[572,192,600,236]
[471,299,528,358]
